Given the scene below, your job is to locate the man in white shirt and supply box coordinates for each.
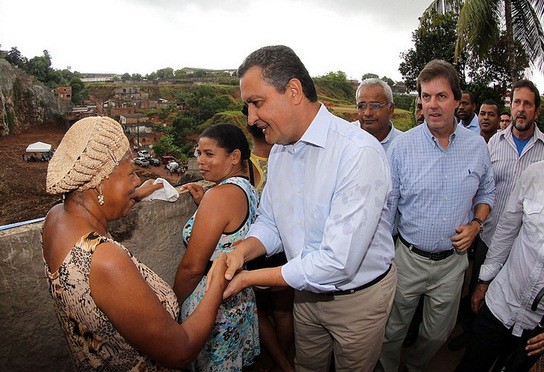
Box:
[449,80,544,351]
[215,45,397,371]
[456,159,544,371]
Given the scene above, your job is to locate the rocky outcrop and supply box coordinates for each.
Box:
[0,59,62,135]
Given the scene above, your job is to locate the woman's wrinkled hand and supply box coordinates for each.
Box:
[134,179,164,201]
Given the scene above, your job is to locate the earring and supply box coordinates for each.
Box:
[97,185,105,206]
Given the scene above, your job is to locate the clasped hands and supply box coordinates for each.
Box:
[206,250,248,300]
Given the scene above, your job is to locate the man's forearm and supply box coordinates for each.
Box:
[237,236,268,263]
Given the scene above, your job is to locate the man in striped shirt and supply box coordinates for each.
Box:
[449,80,544,351]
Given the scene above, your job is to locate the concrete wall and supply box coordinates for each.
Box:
[0,195,196,371]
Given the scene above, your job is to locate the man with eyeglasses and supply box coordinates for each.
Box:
[353,78,403,152]
[375,60,495,372]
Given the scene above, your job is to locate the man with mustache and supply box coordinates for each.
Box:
[453,79,544,353]
[353,78,403,152]
[478,99,501,143]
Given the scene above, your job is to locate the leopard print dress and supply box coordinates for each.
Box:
[44,232,179,371]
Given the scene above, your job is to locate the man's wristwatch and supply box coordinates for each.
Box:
[477,278,491,285]
[471,217,484,233]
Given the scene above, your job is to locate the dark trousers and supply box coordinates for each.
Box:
[456,303,538,372]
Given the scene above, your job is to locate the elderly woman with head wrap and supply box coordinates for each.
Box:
[42,116,229,371]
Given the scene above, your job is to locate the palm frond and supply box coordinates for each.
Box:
[455,0,502,59]
[511,0,544,71]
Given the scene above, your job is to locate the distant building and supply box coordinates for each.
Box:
[66,105,98,123]
[54,86,72,113]
[120,114,159,148]
[80,73,120,82]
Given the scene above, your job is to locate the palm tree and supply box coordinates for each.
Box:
[425,0,544,84]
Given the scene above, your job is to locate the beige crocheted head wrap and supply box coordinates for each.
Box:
[46,116,130,195]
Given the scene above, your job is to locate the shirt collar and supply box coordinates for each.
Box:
[499,124,544,143]
[381,121,395,144]
[422,120,458,147]
[296,103,329,149]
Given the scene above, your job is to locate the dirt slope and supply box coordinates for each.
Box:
[0,124,181,226]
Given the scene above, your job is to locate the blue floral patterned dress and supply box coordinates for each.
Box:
[181,177,260,371]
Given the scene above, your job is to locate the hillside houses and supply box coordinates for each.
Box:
[120,113,160,149]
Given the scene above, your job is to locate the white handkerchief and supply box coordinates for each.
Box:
[142,178,179,202]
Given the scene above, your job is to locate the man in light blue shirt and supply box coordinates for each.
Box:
[457,90,480,133]
[376,60,495,372]
[217,45,396,371]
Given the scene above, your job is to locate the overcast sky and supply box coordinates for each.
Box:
[1,0,543,89]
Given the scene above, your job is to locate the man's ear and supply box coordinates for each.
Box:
[286,78,303,105]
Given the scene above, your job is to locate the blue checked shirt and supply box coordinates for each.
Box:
[248,105,395,293]
[387,124,495,251]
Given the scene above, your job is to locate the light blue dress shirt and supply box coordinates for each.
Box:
[458,114,480,133]
[248,104,395,293]
[387,123,495,251]
[351,120,404,152]
[480,160,544,336]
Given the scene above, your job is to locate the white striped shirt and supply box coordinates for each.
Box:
[480,125,544,246]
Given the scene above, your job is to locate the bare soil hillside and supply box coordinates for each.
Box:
[0,124,182,226]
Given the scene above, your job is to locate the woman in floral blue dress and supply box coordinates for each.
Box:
[174,123,260,371]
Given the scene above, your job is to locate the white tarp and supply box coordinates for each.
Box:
[25,141,52,153]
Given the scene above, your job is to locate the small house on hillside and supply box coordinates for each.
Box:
[24,142,53,162]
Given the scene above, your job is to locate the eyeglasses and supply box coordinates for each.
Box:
[357,102,389,111]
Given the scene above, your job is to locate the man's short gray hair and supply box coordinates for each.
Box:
[355,78,394,103]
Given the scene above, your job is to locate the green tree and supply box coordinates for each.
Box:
[171,115,196,146]
[399,11,463,91]
[426,0,544,84]
[121,73,131,82]
[362,73,379,80]
[381,76,395,87]
[465,32,529,95]
[5,47,27,68]
[70,76,87,105]
[313,71,354,102]
[156,67,174,80]
[174,69,188,78]
[26,50,52,83]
